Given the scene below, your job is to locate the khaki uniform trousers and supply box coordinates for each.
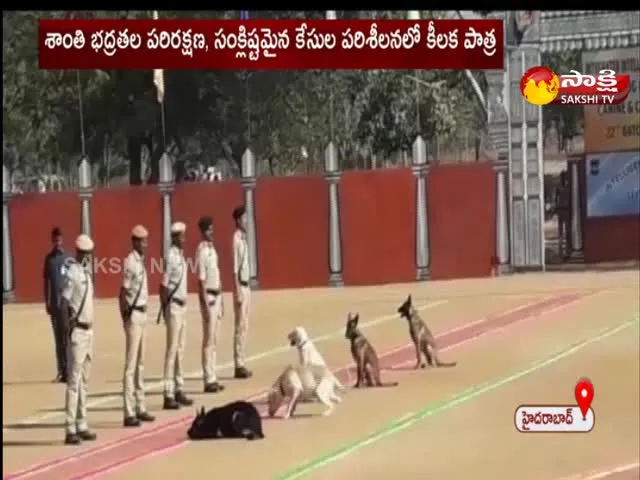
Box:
[65,327,94,435]
[123,310,147,418]
[163,303,187,397]
[201,299,222,384]
[233,286,251,368]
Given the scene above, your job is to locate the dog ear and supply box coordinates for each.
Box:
[353,313,359,324]
[407,294,412,304]
[347,312,352,321]
[199,406,205,416]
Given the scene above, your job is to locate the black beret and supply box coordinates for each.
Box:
[51,227,62,238]
[198,216,213,232]
[232,205,246,221]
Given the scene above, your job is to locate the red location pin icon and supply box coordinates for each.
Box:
[574,378,594,420]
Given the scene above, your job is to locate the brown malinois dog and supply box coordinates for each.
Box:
[397,295,457,369]
[345,313,398,388]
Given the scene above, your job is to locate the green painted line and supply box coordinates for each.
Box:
[276,315,640,480]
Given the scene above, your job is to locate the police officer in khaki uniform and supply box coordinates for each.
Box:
[232,205,252,379]
[60,234,97,445]
[120,225,155,427]
[160,221,194,409]
[196,216,226,393]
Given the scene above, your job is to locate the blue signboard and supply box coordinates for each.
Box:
[585,151,640,218]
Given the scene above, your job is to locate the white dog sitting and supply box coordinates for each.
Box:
[287,326,344,391]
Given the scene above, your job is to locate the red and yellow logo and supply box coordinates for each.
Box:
[520,66,560,106]
[520,66,631,107]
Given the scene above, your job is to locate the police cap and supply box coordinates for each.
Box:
[75,234,94,252]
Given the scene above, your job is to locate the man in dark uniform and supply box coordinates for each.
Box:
[43,227,70,382]
[555,171,571,260]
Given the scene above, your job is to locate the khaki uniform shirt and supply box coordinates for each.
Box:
[162,245,187,301]
[61,260,94,325]
[196,240,221,291]
[233,229,250,284]
[122,250,148,307]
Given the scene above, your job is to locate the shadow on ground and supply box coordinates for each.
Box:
[3,379,56,387]
[3,439,63,447]
[5,420,125,430]
[3,421,64,430]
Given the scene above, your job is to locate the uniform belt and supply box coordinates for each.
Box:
[171,297,186,307]
[75,322,92,330]
[206,289,220,307]
[131,305,147,313]
[239,281,249,287]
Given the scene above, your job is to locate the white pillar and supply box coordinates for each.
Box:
[2,164,14,302]
[324,142,343,286]
[78,156,94,280]
[158,152,174,263]
[494,163,510,273]
[412,135,429,280]
[241,148,259,288]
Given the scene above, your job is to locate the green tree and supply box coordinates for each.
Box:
[3,10,486,186]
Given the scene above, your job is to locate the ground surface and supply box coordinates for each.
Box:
[3,271,639,480]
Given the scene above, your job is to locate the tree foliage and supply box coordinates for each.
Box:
[3,11,506,186]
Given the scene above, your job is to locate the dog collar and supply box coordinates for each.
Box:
[298,339,309,349]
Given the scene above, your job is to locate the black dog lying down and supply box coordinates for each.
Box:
[187,401,265,441]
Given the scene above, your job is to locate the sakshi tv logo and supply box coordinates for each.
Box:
[520,66,631,106]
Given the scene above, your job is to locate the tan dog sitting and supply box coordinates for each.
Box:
[397,294,457,369]
[267,364,342,419]
[345,313,398,388]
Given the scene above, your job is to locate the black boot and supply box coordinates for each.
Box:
[163,396,180,410]
[175,391,193,406]
[124,416,141,427]
[77,430,97,441]
[234,367,253,379]
[204,382,225,393]
[137,411,155,422]
[65,433,81,445]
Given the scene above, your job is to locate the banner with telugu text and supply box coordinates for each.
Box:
[582,47,640,154]
[38,19,503,70]
[585,151,640,218]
